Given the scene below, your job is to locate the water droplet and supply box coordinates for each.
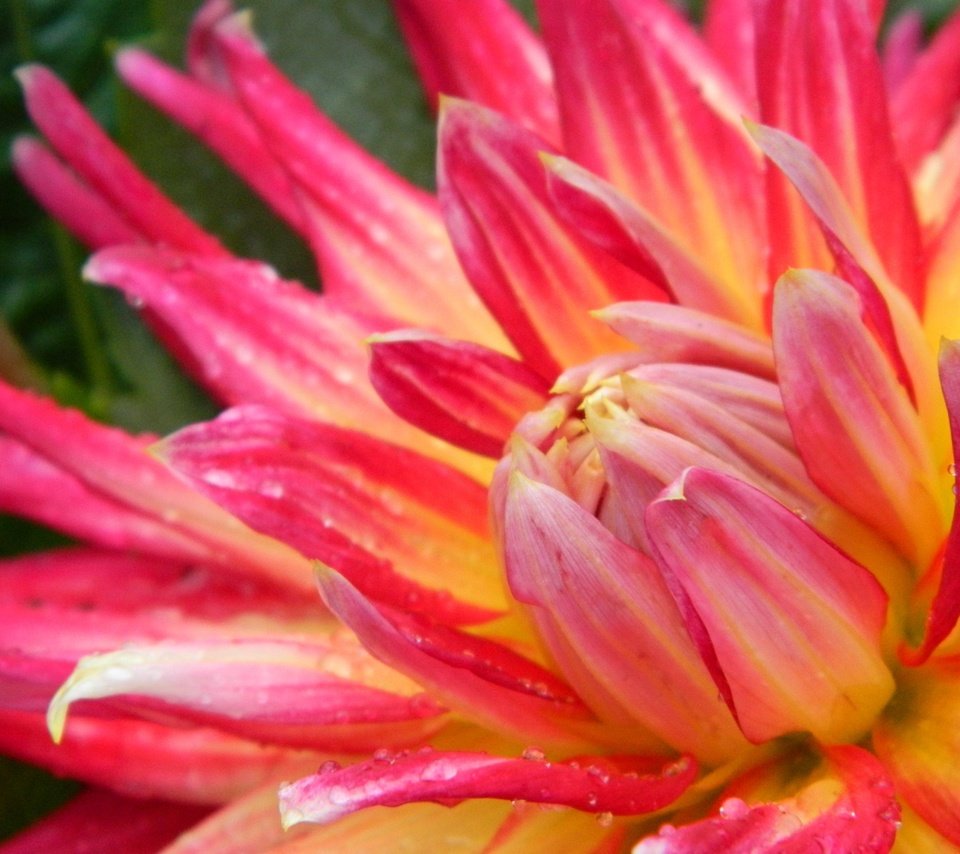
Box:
[421,759,458,781]
[586,765,610,784]
[317,760,341,775]
[664,756,691,777]
[585,792,598,807]
[595,811,613,827]
[719,797,749,820]
[372,748,394,765]
[327,785,351,805]
[949,463,957,476]
[522,747,546,762]
[658,824,676,837]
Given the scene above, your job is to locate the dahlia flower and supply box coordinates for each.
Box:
[6,0,960,848]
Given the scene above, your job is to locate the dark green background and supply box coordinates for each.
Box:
[0,0,954,842]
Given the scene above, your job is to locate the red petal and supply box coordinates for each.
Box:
[391,0,560,144]
[890,11,960,171]
[368,330,549,457]
[279,750,696,826]
[537,0,764,302]
[16,65,224,256]
[162,405,504,623]
[0,790,209,854]
[0,709,319,804]
[703,0,757,105]
[438,99,655,377]
[636,746,899,853]
[755,0,923,304]
[902,339,960,664]
[10,136,141,249]
[646,468,894,744]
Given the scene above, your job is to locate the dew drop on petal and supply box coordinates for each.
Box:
[522,746,546,762]
[596,812,613,827]
[421,759,458,781]
[317,760,341,775]
[719,797,750,820]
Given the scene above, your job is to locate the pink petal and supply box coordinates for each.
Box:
[368,330,549,458]
[10,136,141,249]
[0,380,313,593]
[161,405,504,623]
[881,10,923,92]
[438,99,658,377]
[582,302,775,381]
[16,65,224,256]
[85,246,489,480]
[316,568,592,748]
[636,746,899,853]
[890,11,960,171]
[47,637,445,752]
[279,749,696,826]
[537,0,765,302]
[115,48,307,234]
[646,468,894,744]
[0,709,319,804]
[755,0,923,303]
[503,470,745,763]
[0,789,209,854]
[902,339,960,664]
[703,0,757,105]
[208,15,507,350]
[391,0,560,144]
[772,269,944,565]
[543,157,759,328]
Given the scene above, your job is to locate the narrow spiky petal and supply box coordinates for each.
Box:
[636,747,899,852]
[646,468,894,744]
[0,790,209,854]
[10,136,141,249]
[537,0,764,301]
[504,471,745,763]
[368,330,550,457]
[703,0,756,104]
[115,48,307,234]
[161,405,504,623]
[0,709,319,804]
[755,0,924,303]
[391,0,560,144]
[772,270,944,565]
[208,16,507,349]
[882,10,923,92]
[279,750,696,826]
[438,100,656,377]
[85,246,490,481]
[16,65,224,256]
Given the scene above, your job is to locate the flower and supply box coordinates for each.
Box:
[6,0,960,849]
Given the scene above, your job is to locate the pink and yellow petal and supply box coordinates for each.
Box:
[438,99,655,376]
[646,468,894,744]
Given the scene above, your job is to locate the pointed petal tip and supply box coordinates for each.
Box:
[12,62,43,90]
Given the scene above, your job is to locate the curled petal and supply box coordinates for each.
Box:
[279,750,696,826]
[772,269,944,565]
[368,330,549,457]
[636,746,899,853]
[646,468,894,744]
[0,789,209,854]
[504,471,745,763]
[391,0,560,144]
[16,65,223,256]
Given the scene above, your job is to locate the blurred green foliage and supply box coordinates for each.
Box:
[0,0,955,843]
